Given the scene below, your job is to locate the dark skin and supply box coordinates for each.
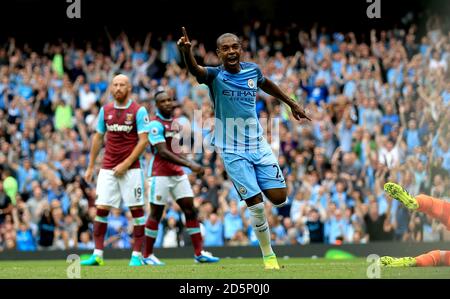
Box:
[154,93,204,174]
[177,27,309,207]
[149,92,204,228]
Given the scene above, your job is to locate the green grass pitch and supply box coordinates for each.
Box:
[0,258,449,279]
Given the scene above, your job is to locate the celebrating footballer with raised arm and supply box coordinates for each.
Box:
[177,27,310,270]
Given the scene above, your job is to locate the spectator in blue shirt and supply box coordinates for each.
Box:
[325,209,352,244]
[77,231,95,250]
[12,158,39,196]
[223,200,244,242]
[105,208,130,249]
[15,222,36,251]
[380,102,399,135]
[337,118,356,153]
[404,119,422,154]
[203,213,224,247]
[300,77,329,106]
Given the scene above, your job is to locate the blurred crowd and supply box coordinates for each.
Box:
[0,15,449,252]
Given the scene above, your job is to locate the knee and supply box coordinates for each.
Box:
[267,189,288,206]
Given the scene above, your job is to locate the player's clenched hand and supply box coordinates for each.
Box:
[84,166,94,183]
[290,101,311,121]
[112,162,129,177]
[177,27,191,54]
[189,161,205,176]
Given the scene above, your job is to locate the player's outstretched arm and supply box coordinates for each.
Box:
[177,27,207,80]
[85,132,104,183]
[259,78,311,121]
[155,142,204,175]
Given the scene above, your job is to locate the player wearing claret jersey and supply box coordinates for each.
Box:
[178,28,310,269]
[81,74,149,267]
[143,91,219,266]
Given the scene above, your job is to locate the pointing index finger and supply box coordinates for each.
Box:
[181,27,190,42]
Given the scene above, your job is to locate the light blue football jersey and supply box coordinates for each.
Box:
[199,62,266,152]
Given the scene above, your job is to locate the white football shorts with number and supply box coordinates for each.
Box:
[96,168,145,208]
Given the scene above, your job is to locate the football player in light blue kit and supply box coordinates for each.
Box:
[178,27,311,269]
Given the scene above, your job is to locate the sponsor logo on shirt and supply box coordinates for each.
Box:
[106,124,133,133]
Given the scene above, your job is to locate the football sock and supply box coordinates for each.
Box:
[144,218,159,258]
[415,250,442,267]
[186,219,203,256]
[131,208,145,254]
[248,202,274,257]
[93,208,109,254]
[416,194,450,230]
[444,251,450,266]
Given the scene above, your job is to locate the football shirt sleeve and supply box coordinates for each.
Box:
[136,106,150,134]
[255,64,266,85]
[197,66,220,84]
[96,107,106,134]
[147,120,166,145]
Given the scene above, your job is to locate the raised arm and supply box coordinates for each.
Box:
[177,27,207,80]
[259,78,311,121]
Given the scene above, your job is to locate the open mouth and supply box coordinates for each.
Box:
[227,56,238,64]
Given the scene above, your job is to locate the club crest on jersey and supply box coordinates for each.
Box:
[107,115,113,120]
[125,113,134,125]
[151,127,159,135]
[239,186,247,195]
[247,79,255,89]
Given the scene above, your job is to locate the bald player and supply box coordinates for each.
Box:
[82,74,150,267]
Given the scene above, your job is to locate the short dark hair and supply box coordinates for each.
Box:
[154,90,168,101]
[216,33,240,48]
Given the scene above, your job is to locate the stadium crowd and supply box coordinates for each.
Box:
[0,15,449,251]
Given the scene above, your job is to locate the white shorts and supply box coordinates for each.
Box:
[96,168,145,208]
[148,175,194,205]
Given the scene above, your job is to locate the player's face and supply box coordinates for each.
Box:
[156,94,174,116]
[217,37,241,71]
[111,76,131,102]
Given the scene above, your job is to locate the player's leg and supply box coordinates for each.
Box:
[252,146,288,207]
[262,188,288,207]
[142,176,169,266]
[176,193,220,263]
[128,205,146,266]
[143,202,165,265]
[222,152,278,269]
[120,169,146,266]
[384,182,450,230]
[415,194,450,230]
[81,169,120,266]
[381,250,450,267]
[245,194,279,270]
[172,174,219,262]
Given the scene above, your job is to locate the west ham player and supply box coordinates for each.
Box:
[82,74,149,266]
[381,182,450,267]
[177,28,310,269]
[143,91,219,265]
